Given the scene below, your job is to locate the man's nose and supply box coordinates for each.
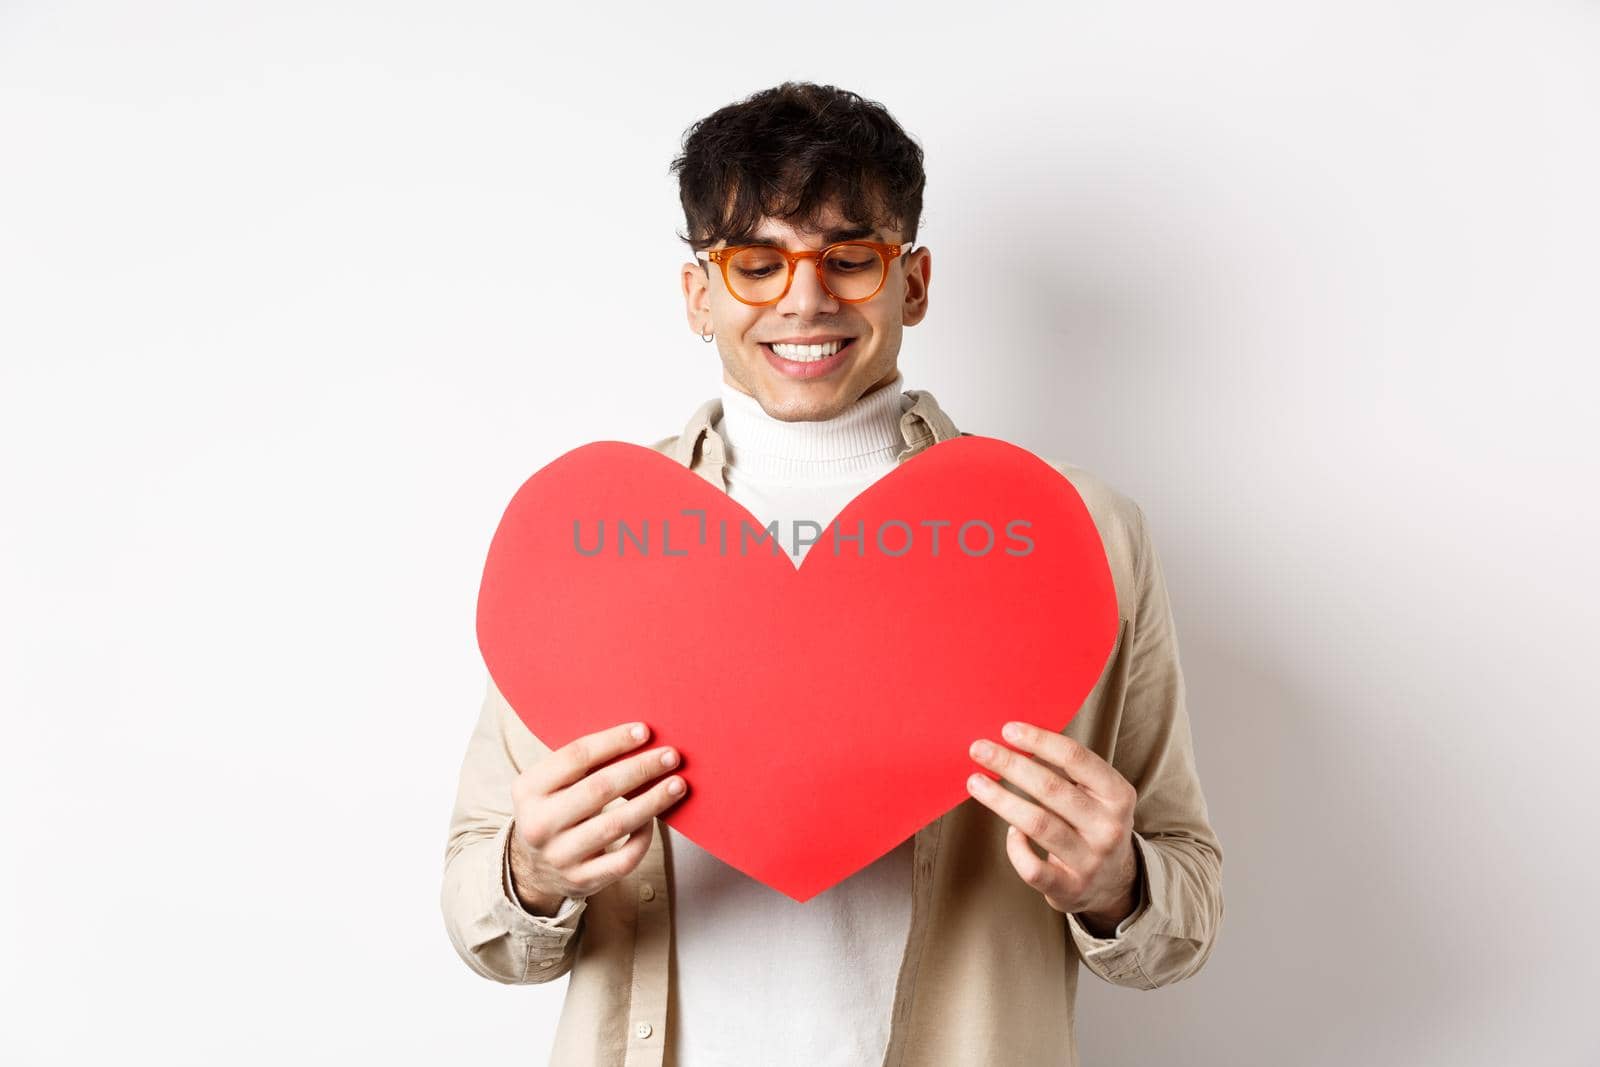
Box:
[776,256,840,318]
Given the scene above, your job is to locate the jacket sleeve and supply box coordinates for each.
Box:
[440,676,589,984]
[1065,503,1225,990]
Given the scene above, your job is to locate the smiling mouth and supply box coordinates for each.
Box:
[760,338,856,380]
[762,338,855,361]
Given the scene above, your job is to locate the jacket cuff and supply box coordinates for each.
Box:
[1066,831,1165,984]
[491,819,586,967]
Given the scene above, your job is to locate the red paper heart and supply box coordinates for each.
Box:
[477,435,1118,901]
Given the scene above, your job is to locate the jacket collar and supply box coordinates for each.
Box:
[667,387,963,489]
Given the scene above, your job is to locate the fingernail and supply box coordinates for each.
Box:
[970,740,994,760]
[666,777,685,795]
[968,773,989,792]
[631,724,647,741]
[1002,722,1023,743]
[660,749,678,768]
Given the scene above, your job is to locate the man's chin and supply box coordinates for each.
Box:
[757,396,834,423]
[751,384,853,423]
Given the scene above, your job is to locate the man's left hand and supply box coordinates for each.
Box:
[967,721,1141,937]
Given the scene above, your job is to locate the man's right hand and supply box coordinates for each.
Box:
[507,722,687,917]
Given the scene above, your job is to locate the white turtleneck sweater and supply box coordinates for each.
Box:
[664,373,917,1067]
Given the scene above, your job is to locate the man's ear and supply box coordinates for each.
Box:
[681,260,712,335]
[901,246,932,327]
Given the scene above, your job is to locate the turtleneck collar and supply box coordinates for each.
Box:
[714,373,907,481]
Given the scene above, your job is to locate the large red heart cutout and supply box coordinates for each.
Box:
[477,435,1118,901]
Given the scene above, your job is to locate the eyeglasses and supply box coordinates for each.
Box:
[698,240,912,307]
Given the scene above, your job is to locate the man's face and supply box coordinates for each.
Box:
[681,201,932,422]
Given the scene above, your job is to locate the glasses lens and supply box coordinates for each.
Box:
[821,244,888,301]
[727,247,790,304]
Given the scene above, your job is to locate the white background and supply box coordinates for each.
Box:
[3,2,1597,1064]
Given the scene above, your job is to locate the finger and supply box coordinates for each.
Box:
[542,745,681,836]
[1005,825,1079,911]
[527,721,653,795]
[969,738,1097,831]
[566,817,656,893]
[999,722,1123,802]
[544,773,688,868]
[967,770,1093,871]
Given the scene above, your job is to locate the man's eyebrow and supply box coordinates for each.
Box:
[731,225,880,247]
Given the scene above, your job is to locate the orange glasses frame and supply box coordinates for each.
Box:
[699,240,913,307]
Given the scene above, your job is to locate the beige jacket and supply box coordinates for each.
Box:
[441,389,1224,1066]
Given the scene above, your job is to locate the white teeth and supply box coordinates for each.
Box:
[769,339,846,362]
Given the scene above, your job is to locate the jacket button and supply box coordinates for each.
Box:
[639,883,656,902]
[635,1022,653,1039]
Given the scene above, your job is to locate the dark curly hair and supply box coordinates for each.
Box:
[670,82,926,253]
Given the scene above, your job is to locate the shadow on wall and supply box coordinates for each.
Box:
[1070,569,1468,1065]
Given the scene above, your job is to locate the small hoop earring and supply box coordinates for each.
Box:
[700,326,715,343]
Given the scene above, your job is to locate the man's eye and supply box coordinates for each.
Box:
[736,265,781,279]
[826,258,874,272]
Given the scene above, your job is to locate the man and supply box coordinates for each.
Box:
[441,82,1223,1066]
